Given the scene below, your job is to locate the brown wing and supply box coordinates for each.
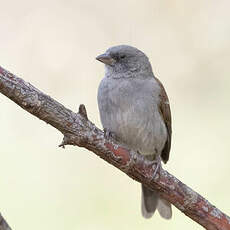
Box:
[155,77,172,164]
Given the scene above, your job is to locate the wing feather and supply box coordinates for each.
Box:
[155,78,172,164]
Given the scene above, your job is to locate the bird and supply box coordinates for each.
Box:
[96,45,172,219]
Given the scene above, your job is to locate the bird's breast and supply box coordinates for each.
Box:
[97,77,167,156]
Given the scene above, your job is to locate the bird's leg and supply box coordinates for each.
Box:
[103,128,116,140]
[152,155,162,179]
[144,154,162,179]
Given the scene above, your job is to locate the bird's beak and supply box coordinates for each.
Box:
[96,53,115,65]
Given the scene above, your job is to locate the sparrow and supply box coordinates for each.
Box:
[96,45,172,219]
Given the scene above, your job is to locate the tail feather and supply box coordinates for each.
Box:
[141,184,172,219]
[141,184,158,218]
[157,197,172,219]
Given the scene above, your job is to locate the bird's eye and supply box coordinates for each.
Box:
[120,55,126,59]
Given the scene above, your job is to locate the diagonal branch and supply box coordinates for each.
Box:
[0,213,12,230]
[0,65,230,230]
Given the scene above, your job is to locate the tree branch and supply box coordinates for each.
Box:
[0,213,12,230]
[0,65,230,230]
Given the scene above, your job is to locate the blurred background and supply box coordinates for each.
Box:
[0,0,230,229]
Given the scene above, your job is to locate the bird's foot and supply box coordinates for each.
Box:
[103,128,116,140]
[152,155,162,179]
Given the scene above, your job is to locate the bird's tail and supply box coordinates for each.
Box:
[141,184,172,219]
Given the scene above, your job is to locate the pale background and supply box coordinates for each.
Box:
[0,0,230,229]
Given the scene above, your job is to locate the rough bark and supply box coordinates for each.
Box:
[0,65,230,230]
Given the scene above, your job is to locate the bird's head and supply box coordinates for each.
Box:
[96,45,153,78]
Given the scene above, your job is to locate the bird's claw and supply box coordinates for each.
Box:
[152,155,162,179]
[104,128,116,140]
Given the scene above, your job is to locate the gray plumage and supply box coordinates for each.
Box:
[96,45,172,219]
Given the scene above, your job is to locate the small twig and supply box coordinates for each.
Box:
[0,213,12,230]
[78,104,88,120]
